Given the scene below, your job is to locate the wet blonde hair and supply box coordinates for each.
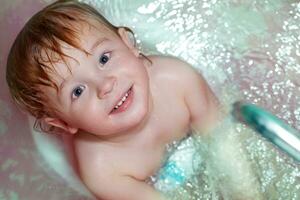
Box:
[6,0,138,133]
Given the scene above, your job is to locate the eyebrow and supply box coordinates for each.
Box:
[89,38,108,54]
[58,78,69,95]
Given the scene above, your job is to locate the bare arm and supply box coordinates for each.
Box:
[184,66,220,133]
[81,163,166,200]
[164,57,220,133]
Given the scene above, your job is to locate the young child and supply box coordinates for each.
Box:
[6,0,220,199]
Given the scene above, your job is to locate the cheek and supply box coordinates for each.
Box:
[66,105,94,125]
[70,114,96,131]
[120,50,140,65]
[129,58,148,77]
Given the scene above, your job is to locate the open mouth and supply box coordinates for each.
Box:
[110,86,133,114]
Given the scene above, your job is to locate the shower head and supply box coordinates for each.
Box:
[232,101,300,163]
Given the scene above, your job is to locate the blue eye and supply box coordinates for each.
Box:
[72,85,85,99]
[99,52,110,65]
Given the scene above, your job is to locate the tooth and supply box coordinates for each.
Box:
[125,93,128,97]
[122,96,127,101]
[117,101,123,106]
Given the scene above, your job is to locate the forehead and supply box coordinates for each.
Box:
[74,21,117,55]
[44,22,117,77]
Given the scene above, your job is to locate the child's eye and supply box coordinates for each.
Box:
[71,85,85,100]
[99,52,110,65]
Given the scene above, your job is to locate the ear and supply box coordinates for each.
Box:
[43,117,78,134]
[117,27,139,57]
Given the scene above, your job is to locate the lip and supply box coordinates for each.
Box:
[110,86,133,114]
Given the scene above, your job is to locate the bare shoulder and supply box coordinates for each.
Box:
[148,55,204,87]
[75,144,163,200]
[75,144,118,199]
[74,138,115,183]
[75,143,112,180]
[148,55,197,73]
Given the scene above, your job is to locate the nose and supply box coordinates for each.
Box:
[97,76,116,99]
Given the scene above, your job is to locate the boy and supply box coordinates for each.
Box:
[6,0,220,199]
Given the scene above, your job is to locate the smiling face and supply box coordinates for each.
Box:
[43,24,153,138]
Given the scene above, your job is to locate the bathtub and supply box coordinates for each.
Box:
[1,0,299,199]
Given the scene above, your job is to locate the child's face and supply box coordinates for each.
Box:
[43,24,152,136]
